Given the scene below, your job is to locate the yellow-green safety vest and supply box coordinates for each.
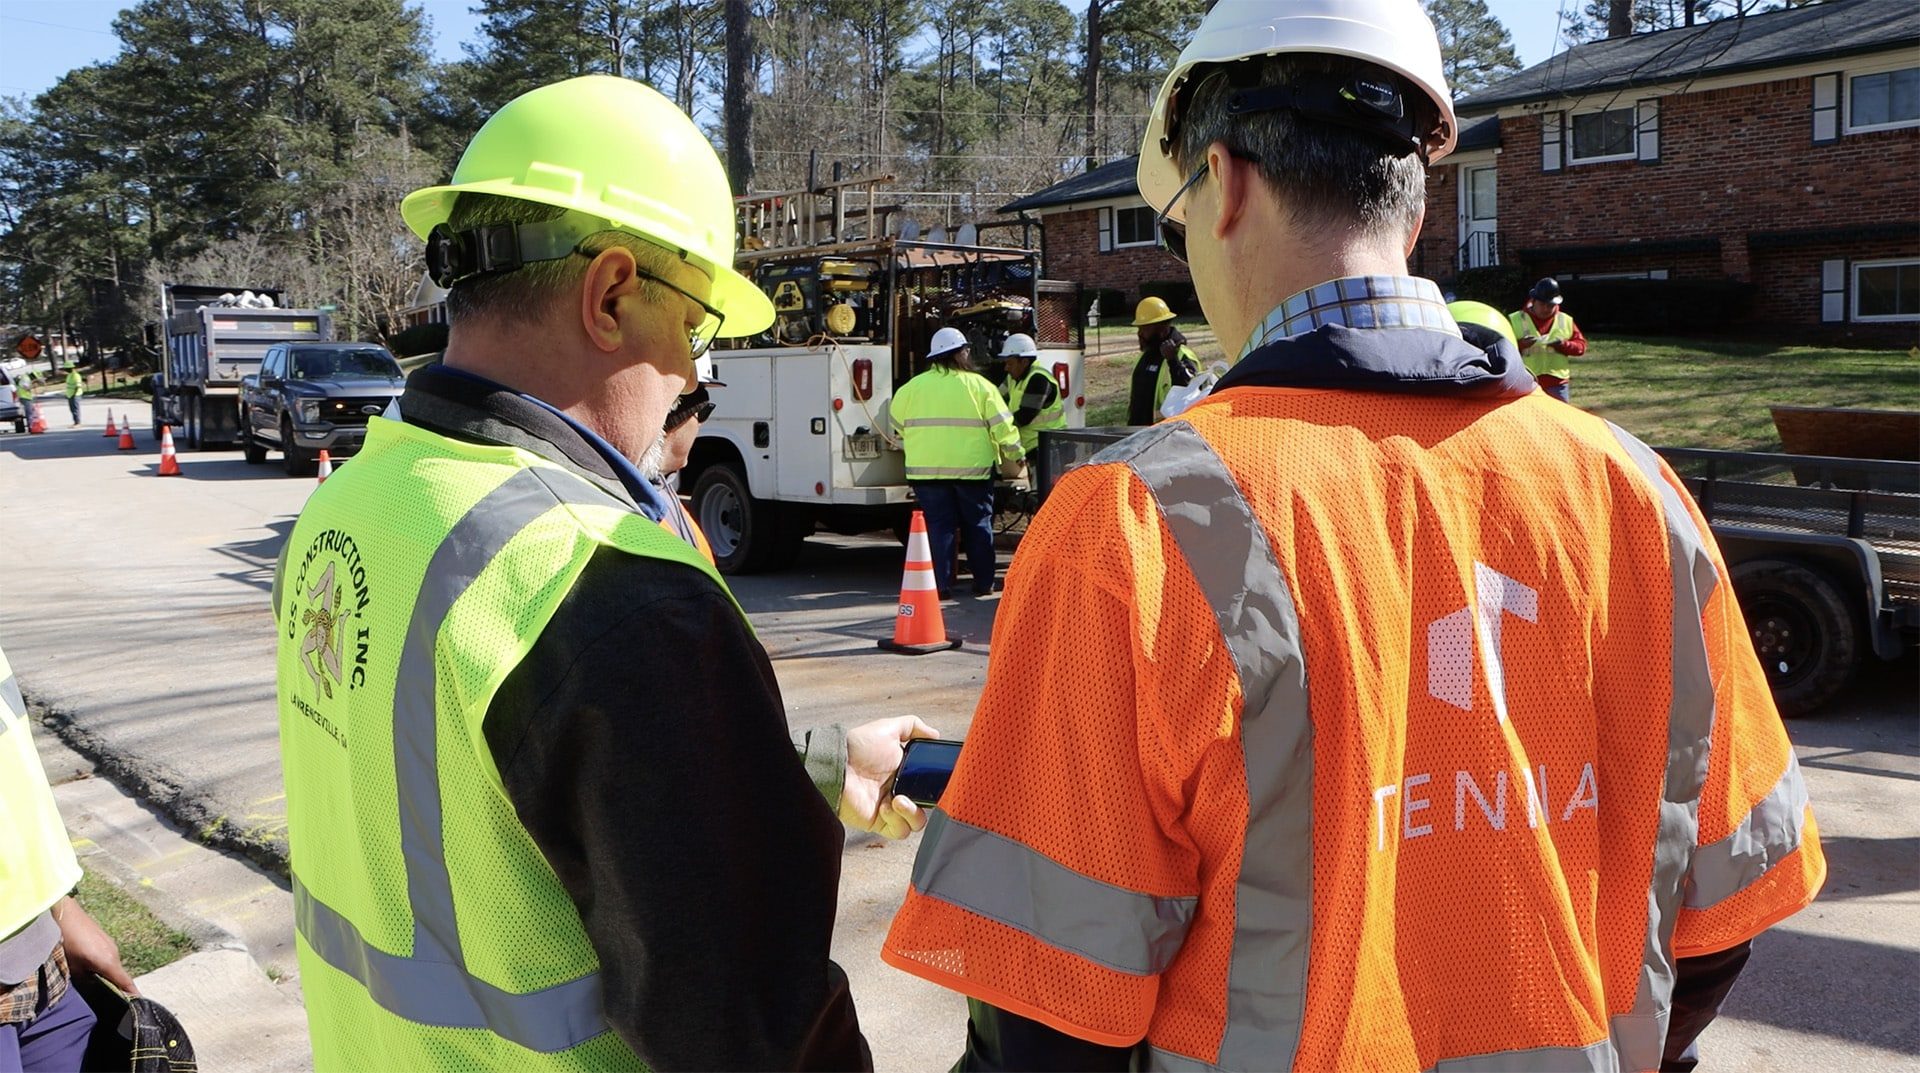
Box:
[0,647,83,940]
[1156,344,1199,420]
[1000,366,1065,458]
[888,364,1021,478]
[64,371,83,399]
[1510,309,1575,381]
[275,416,735,1071]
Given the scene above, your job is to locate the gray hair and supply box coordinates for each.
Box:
[443,193,679,327]
[1171,54,1430,247]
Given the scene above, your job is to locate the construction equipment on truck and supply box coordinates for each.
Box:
[152,284,333,449]
[687,174,1087,573]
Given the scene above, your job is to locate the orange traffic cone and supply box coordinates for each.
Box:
[28,410,46,434]
[101,411,117,437]
[117,422,135,450]
[879,511,962,655]
[315,449,333,484]
[156,425,181,476]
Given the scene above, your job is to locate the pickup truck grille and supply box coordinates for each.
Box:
[317,397,394,427]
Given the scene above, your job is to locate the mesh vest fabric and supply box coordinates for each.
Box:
[888,365,1021,479]
[0,649,83,939]
[1510,311,1576,381]
[277,416,733,1071]
[884,387,1821,1070]
[1001,368,1067,456]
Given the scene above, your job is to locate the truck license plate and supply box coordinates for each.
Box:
[844,434,882,460]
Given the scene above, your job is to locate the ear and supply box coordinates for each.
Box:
[578,245,643,355]
[1207,140,1252,242]
[1404,204,1427,259]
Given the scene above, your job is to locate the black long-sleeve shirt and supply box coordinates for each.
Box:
[405,365,870,1072]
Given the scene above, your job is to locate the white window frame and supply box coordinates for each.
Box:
[1567,105,1638,165]
[1843,58,1920,135]
[1851,258,1920,323]
[1112,205,1158,249]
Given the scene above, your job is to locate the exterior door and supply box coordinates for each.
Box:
[1460,165,1498,269]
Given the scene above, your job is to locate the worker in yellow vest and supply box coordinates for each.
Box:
[997,332,1064,458]
[889,326,1022,597]
[1128,296,1199,424]
[274,75,935,1072]
[1,645,139,1069]
[1510,277,1587,402]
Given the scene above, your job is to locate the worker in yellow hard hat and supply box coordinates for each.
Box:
[274,74,934,1072]
[1127,295,1200,424]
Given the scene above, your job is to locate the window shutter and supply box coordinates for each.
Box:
[1097,207,1113,252]
[1812,73,1841,143]
[1541,111,1564,172]
[1636,99,1661,163]
[1821,259,1846,322]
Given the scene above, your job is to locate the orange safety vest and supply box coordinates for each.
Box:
[884,386,1822,1070]
[659,498,715,565]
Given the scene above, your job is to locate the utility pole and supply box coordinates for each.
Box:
[1084,0,1105,171]
[724,0,755,195]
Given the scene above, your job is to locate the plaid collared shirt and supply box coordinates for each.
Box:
[0,942,69,1025]
[1239,275,1459,359]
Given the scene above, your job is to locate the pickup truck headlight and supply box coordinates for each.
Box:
[296,399,323,423]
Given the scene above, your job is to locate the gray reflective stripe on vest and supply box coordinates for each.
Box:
[294,465,623,1052]
[1609,424,1719,1072]
[909,811,1197,976]
[1096,422,1316,1072]
[898,417,993,429]
[1154,1036,1622,1073]
[1685,751,1810,909]
[905,465,993,478]
[1,674,23,732]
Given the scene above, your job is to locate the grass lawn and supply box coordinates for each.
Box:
[1078,327,1917,450]
[75,870,196,977]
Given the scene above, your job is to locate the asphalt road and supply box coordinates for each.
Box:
[2,399,1914,1071]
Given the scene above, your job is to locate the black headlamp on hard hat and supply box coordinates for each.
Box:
[1159,64,1441,167]
[424,212,611,288]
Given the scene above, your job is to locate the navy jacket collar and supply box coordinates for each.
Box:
[1214,323,1536,400]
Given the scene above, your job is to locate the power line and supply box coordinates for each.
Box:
[0,12,120,37]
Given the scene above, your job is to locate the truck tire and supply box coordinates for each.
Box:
[1731,558,1860,717]
[692,463,800,574]
[282,417,315,477]
[241,410,266,464]
[184,395,200,449]
[151,406,165,442]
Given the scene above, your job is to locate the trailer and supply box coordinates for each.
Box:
[1035,429,1920,716]
[154,284,333,449]
[689,176,1087,573]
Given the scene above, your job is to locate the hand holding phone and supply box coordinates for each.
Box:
[890,738,964,808]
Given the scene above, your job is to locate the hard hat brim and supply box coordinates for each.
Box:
[401,179,776,337]
[1132,310,1178,327]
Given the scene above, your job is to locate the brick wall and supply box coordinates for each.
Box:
[1752,235,1919,346]
[1042,207,1192,306]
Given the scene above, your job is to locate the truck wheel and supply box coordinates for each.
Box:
[151,408,164,441]
[1731,558,1860,717]
[692,464,797,574]
[282,418,315,477]
[184,396,200,449]
[241,411,266,464]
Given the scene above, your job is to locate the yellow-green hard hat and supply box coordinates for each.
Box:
[1446,300,1516,346]
[401,75,774,335]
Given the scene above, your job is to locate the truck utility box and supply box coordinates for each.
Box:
[156,284,333,448]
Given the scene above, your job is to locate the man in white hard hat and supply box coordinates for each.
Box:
[888,327,1022,598]
[996,333,1064,459]
[274,75,936,1072]
[882,2,1820,1070]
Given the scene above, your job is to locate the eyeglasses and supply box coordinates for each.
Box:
[574,248,726,358]
[1154,162,1209,265]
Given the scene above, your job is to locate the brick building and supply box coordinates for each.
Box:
[999,156,1192,313]
[1418,0,1919,343]
[1004,0,1916,342]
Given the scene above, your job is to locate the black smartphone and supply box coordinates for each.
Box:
[891,738,964,808]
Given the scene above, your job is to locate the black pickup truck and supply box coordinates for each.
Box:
[240,341,405,476]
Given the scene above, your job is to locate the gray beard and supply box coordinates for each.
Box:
[637,434,668,482]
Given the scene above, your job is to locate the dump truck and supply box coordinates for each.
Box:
[154,284,333,448]
[689,176,1087,573]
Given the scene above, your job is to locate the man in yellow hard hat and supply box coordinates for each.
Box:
[274,75,933,1072]
[1127,295,1199,424]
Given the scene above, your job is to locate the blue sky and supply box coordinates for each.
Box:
[0,0,1569,105]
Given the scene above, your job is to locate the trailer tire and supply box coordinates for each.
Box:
[1731,558,1860,717]
[692,463,798,574]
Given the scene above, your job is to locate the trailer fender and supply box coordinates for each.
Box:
[1710,527,1901,661]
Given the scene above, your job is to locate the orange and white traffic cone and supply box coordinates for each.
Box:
[101,410,117,437]
[315,449,333,484]
[117,422,135,450]
[156,425,181,476]
[878,511,962,655]
[28,411,46,434]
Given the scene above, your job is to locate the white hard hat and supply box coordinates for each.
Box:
[1138,0,1458,223]
[928,326,970,358]
[999,333,1039,359]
